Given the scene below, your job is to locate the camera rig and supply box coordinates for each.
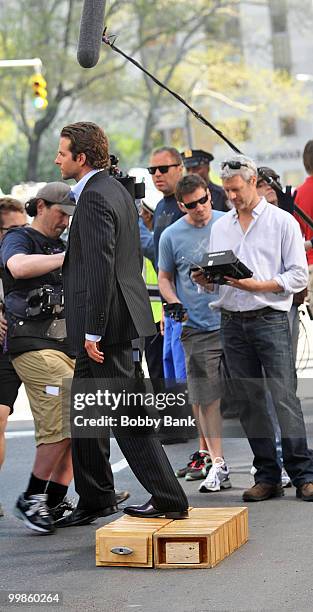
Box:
[163,302,188,322]
[109,154,145,202]
[26,285,64,318]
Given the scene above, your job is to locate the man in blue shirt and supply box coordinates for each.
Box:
[148,147,185,270]
[158,174,231,492]
[147,148,188,443]
[181,149,229,212]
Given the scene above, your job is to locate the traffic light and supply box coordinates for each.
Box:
[30,73,48,110]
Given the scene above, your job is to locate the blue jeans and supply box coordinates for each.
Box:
[268,304,300,463]
[163,317,186,382]
[221,309,313,487]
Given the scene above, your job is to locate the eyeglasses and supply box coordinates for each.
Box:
[221,161,249,170]
[0,224,27,233]
[147,164,181,175]
[182,193,210,210]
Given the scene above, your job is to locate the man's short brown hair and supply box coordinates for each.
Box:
[151,146,182,165]
[0,197,25,226]
[175,174,207,203]
[60,122,110,169]
[303,140,313,175]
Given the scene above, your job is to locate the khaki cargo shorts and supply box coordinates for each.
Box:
[181,326,222,406]
[12,349,75,446]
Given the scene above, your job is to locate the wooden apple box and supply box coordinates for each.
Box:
[154,507,248,569]
[96,507,248,569]
[96,515,173,567]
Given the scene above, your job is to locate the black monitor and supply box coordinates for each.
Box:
[190,250,253,285]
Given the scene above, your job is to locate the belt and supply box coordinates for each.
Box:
[221,306,278,319]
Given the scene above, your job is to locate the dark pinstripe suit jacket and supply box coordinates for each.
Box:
[62,170,156,354]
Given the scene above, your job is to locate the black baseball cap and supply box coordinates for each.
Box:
[181,149,214,168]
[257,166,282,189]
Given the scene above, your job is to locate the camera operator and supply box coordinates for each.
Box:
[0,183,76,534]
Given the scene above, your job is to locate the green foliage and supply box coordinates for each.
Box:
[0,139,28,194]
[37,135,62,183]
[109,132,142,170]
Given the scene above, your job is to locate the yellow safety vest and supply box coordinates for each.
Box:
[143,257,162,323]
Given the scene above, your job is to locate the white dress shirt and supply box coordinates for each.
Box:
[209,198,308,312]
[70,169,103,203]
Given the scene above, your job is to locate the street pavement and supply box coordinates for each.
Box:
[1,314,313,612]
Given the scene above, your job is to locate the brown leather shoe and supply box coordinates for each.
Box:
[296,482,313,501]
[242,482,284,502]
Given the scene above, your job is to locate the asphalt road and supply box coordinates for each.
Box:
[1,400,313,612]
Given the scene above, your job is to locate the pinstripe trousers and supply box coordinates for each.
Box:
[71,341,188,512]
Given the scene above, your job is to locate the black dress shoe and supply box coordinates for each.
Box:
[123,501,188,519]
[56,505,118,527]
[115,490,130,505]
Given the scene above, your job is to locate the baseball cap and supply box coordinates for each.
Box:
[27,182,76,215]
[257,166,282,189]
[141,200,155,215]
[181,149,214,168]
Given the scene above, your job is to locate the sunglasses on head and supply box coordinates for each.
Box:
[221,161,249,170]
[147,164,181,175]
[182,193,210,210]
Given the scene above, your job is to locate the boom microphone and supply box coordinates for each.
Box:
[77,0,106,68]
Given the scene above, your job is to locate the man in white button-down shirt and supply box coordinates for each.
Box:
[193,154,313,502]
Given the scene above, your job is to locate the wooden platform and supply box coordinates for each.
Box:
[96,516,172,567]
[96,507,248,569]
[154,507,248,569]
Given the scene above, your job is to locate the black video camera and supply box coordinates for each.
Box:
[189,250,253,285]
[26,285,64,318]
[163,302,188,322]
[109,154,145,202]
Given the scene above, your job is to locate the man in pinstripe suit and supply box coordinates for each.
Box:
[55,122,188,526]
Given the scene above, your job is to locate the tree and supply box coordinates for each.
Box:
[0,0,243,180]
[0,0,132,181]
[0,0,311,184]
[112,0,243,161]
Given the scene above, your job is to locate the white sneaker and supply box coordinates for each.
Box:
[250,465,292,488]
[199,458,232,493]
[281,467,292,488]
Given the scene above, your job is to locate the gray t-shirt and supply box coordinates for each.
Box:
[159,211,224,331]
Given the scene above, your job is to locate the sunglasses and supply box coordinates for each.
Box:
[221,161,249,170]
[182,193,210,210]
[147,164,181,175]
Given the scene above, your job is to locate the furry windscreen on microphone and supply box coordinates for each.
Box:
[77,0,107,68]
